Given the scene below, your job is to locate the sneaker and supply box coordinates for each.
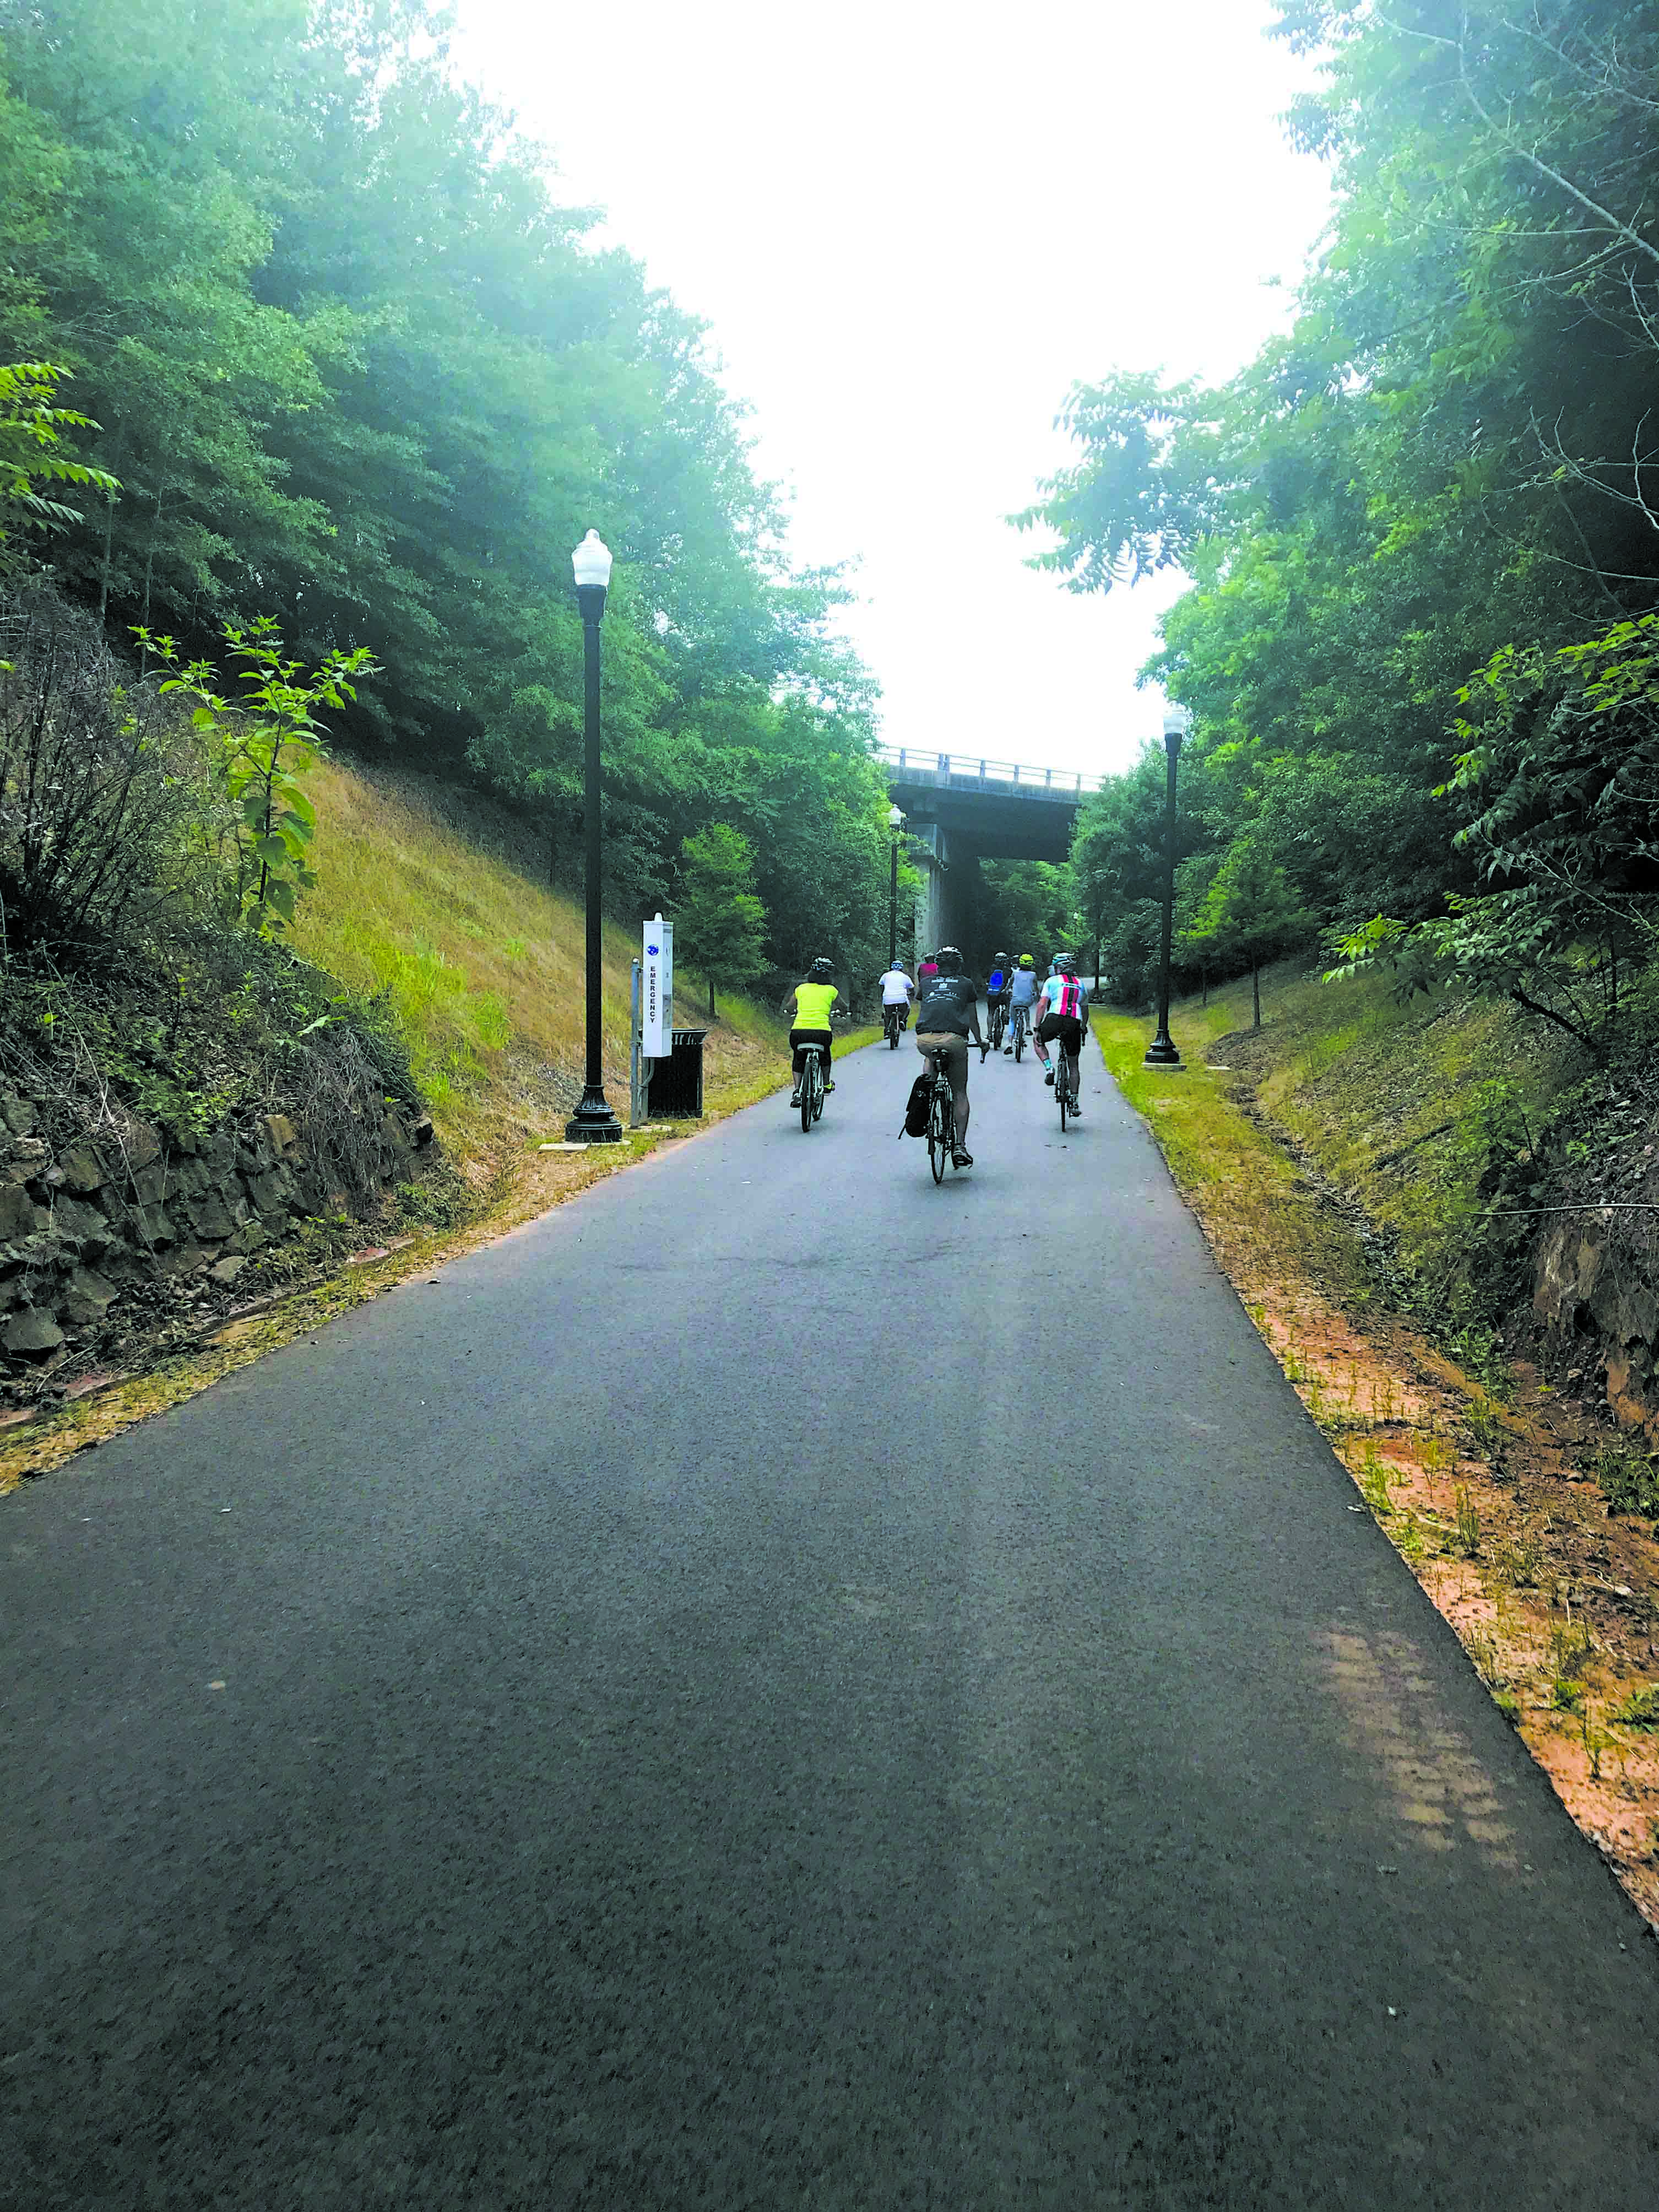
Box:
[825,1080,835,1093]
[1044,1068,1055,1086]
[1002,1045,1012,1055]
[952,1148,973,1168]
[789,1090,801,1107]
[1069,1105,1083,1119]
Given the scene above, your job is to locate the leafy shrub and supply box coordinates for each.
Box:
[0,582,203,959]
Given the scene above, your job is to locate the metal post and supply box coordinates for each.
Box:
[888,832,899,967]
[1144,726,1184,1068]
[630,959,647,1128]
[566,585,623,1140]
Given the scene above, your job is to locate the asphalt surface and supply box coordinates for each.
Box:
[4,1025,1659,2209]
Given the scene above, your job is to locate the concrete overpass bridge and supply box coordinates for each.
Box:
[880,744,1102,954]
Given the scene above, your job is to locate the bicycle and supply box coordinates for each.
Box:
[1054,1035,1078,1130]
[1010,1003,1031,1063]
[798,1042,827,1133]
[883,1002,907,1050]
[923,1046,961,1183]
[988,997,1007,1053]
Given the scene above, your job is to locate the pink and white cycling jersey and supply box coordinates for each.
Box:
[1039,975,1088,1021]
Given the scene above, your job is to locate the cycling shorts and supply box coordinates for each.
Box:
[1038,1012,1083,1051]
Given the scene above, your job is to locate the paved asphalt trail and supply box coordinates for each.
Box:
[4,1028,1659,2208]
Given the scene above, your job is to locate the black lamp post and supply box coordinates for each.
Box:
[1144,703,1190,1069]
[887,803,905,967]
[565,529,624,1143]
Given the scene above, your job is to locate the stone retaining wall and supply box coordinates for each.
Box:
[0,1088,430,1391]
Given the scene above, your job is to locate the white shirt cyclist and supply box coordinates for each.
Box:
[879,967,914,1005]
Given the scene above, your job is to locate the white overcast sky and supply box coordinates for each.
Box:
[451,0,1332,779]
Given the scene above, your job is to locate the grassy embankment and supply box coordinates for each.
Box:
[0,756,875,1486]
[293,756,817,1198]
[1097,965,1659,1923]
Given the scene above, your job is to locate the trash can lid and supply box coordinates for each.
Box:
[670,1029,709,1045]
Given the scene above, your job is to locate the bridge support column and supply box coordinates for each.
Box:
[908,819,950,956]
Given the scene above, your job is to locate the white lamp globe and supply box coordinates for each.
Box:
[572,530,614,590]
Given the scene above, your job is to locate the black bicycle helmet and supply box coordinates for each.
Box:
[809,957,834,980]
[936,945,963,975]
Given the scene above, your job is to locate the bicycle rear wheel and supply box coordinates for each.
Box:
[928,1087,947,1182]
[1058,1063,1069,1130]
[1013,1021,1024,1063]
[800,1058,817,1133]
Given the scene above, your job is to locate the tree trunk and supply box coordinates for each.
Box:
[1202,967,1208,1008]
[1251,963,1262,1031]
[707,974,715,1019]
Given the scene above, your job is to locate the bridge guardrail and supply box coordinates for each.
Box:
[876,743,1103,797]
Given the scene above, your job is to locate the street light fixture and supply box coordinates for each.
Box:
[887,803,906,968]
[565,529,624,1143]
[1144,703,1191,1069]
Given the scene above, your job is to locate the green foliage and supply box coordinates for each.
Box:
[674,823,768,1014]
[1181,839,1310,1025]
[0,362,118,565]
[1026,0,1659,1028]
[0,0,887,970]
[1610,1685,1659,1731]
[134,619,378,935]
[1588,1440,1659,1520]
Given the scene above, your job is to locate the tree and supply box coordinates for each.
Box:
[1182,842,1310,1030]
[674,824,768,1019]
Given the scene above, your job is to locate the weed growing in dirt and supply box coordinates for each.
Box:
[1451,1485,1482,1557]
[1467,1630,1501,1685]
[1581,1702,1615,1782]
[1612,1685,1659,1730]
[1548,1613,1594,1708]
[1359,1449,1394,1516]
[1589,1441,1659,1521]
[1493,1527,1545,1587]
[1464,1396,1505,1462]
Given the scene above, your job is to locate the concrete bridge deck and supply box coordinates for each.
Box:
[879,744,1096,948]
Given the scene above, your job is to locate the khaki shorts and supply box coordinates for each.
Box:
[915,1032,969,1094]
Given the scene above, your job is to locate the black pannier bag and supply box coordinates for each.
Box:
[901,1073,931,1137]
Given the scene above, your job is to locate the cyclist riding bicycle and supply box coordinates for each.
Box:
[914,945,982,1168]
[878,959,915,1035]
[788,958,838,1108]
[1006,953,1039,1054]
[1035,953,1090,1116]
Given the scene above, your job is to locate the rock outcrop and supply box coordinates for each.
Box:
[1534,1217,1659,1436]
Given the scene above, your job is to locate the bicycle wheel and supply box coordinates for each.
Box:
[812,1075,826,1123]
[1058,1062,1069,1131]
[887,1013,898,1049]
[928,1087,947,1183]
[1013,1020,1024,1063]
[800,1057,817,1133]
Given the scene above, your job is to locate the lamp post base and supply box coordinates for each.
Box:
[1143,1032,1183,1068]
[565,1087,624,1143]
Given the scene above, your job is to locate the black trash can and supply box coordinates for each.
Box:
[647,1029,708,1118]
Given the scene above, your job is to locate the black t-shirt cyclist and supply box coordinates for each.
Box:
[916,972,979,1037]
